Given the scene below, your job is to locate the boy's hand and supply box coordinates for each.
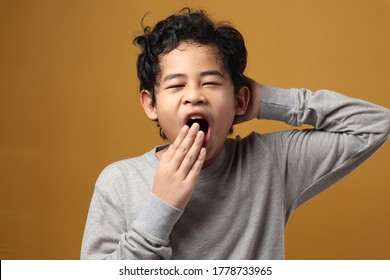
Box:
[234,76,262,124]
[152,123,206,209]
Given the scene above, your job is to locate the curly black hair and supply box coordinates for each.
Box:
[133,8,247,106]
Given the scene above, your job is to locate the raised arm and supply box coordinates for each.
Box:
[255,81,390,217]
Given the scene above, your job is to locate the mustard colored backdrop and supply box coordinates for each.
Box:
[0,0,389,259]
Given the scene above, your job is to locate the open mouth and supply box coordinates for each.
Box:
[186,116,209,135]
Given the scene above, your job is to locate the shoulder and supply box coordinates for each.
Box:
[223,131,276,163]
[95,148,158,193]
[227,130,296,164]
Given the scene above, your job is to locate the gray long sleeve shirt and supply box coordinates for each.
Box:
[81,86,390,259]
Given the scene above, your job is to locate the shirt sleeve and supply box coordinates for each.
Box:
[259,86,390,219]
[80,165,183,260]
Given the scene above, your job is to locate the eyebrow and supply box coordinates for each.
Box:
[200,70,224,78]
[162,73,186,83]
[162,70,224,83]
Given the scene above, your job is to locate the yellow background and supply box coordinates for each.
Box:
[0,0,389,259]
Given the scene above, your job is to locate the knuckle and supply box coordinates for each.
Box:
[185,153,195,162]
[193,161,203,172]
[170,143,179,151]
[179,145,188,154]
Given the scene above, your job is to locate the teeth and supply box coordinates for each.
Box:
[187,115,209,134]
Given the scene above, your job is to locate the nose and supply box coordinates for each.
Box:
[183,86,206,105]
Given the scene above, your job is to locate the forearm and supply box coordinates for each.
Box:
[81,188,182,260]
[260,86,390,141]
[258,85,390,214]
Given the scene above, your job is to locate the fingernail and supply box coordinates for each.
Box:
[197,131,204,139]
[191,122,200,130]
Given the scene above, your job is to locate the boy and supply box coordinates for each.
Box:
[81,8,390,259]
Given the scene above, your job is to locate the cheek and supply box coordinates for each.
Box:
[155,112,181,142]
[213,96,236,117]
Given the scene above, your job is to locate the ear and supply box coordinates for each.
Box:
[140,90,158,121]
[235,86,250,116]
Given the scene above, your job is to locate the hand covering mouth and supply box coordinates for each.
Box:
[186,116,209,135]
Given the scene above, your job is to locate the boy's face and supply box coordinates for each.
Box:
[141,42,247,167]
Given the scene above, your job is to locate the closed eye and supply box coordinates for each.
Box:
[166,84,185,90]
[203,82,221,87]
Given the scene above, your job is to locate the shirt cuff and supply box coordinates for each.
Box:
[132,192,184,243]
[259,85,296,124]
